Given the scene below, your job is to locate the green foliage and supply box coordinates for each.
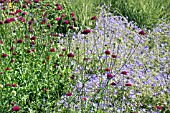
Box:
[100,0,170,30]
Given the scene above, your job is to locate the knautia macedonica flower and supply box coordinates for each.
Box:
[5,68,10,70]
[70,12,74,17]
[125,83,132,86]
[156,106,162,110]
[50,48,55,52]
[139,30,145,35]
[56,18,61,21]
[22,4,27,8]
[11,59,15,63]
[61,14,65,18]
[72,17,76,21]
[34,0,39,3]
[0,20,3,24]
[110,82,116,86]
[12,84,17,87]
[107,73,113,79]
[66,92,72,96]
[67,52,74,58]
[17,39,23,43]
[82,29,91,34]
[91,16,97,20]
[69,25,74,29]
[27,50,32,53]
[82,97,87,101]
[62,20,68,25]
[105,50,111,55]
[105,67,110,72]
[30,36,36,40]
[30,41,35,45]
[111,54,117,58]
[47,24,51,28]
[12,105,20,111]
[15,9,21,14]
[56,5,62,10]
[2,53,7,58]
[62,48,66,51]
[121,71,127,75]
[4,18,11,23]
[7,83,10,86]
[70,75,74,79]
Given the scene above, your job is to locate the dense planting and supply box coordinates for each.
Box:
[0,0,170,113]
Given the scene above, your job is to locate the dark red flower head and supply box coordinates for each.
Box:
[62,48,66,51]
[15,9,21,14]
[4,19,11,23]
[62,20,68,25]
[66,92,72,96]
[105,68,110,72]
[30,36,36,40]
[110,82,116,86]
[83,58,89,61]
[0,20,3,24]
[67,52,74,58]
[56,18,60,21]
[107,73,113,79]
[121,71,127,75]
[56,5,62,10]
[12,105,20,111]
[91,16,97,20]
[50,48,55,52]
[25,35,28,38]
[11,59,15,63]
[12,84,17,87]
[7,83,10,86]
[9,18,15,22]
[34,0,39,3]
[59,54,64,57]
[61,14,65,18]
[22,4,27,8]
[139,30,145,35]
[125,83,132,86]
[0,0,4,3]
[0,40,3,44]
[82,97,87,101]
[70,75,74,79]
[22,12,27,15]
[105,50,110,55]
[5,68,10,70]
[72,17,76,21]
[17,39,23,43]
[27,50,32,53]
[70,12,74,17]
[2,53,7,58]
[82,29,91,34]
[14,0,19,2]
[156,106,162,110]
[111,54,117,58]
[12,52,16,56]
[47,24,51,28]
[69,25,74,29]
[30,41,35,45]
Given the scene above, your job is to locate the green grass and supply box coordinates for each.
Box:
[100,0,170,30]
